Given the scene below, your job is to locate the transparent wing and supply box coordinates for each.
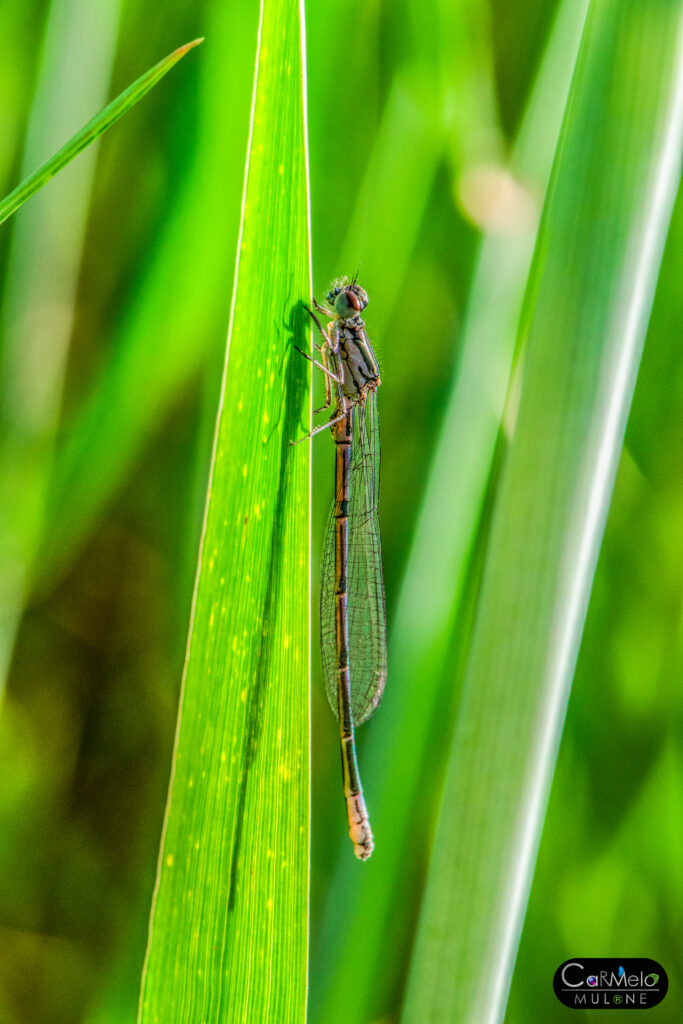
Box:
[320,393,387,726]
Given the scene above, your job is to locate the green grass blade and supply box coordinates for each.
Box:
[137,0,311,1019]
[401,2,683,1021]
[0,38,202,227]
[40,5,256,587]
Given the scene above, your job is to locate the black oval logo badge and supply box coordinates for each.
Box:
[553,959,668,1009]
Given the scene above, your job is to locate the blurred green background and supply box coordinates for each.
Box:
[0,0,681,1021]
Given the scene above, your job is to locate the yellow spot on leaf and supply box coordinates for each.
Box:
[165,854,174,867]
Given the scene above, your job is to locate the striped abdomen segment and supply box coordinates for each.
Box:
[333,411,374,859]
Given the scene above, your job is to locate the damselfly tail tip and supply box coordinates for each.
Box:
[347,793,374,860]
[354,837,374,861]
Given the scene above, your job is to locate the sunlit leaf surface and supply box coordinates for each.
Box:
[138,0,311,1019]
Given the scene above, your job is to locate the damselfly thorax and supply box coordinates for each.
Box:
[336,316,381,406]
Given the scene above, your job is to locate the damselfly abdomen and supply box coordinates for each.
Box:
[296,278,387,860]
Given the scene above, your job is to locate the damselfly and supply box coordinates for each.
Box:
[296,277,387,860]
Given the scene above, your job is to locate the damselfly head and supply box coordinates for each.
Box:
[326,278,369,320]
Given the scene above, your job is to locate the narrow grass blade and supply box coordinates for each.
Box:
[40,4,256,587]
[138,0,311,1019]
[401,2,683,1021]
[0,38,202,227]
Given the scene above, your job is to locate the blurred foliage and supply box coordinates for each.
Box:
[0,0,681,1021]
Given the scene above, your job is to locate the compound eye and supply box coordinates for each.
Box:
[346,289,362,311]
[334,285,368,318]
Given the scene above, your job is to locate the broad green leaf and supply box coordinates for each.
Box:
[0,38,202,227]
[507,193,683,1012]
[311,2,587,1021]
[138,0,311,1019]
[401,1,683,1021]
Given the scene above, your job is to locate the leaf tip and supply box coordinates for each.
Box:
[176,37,205,57]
